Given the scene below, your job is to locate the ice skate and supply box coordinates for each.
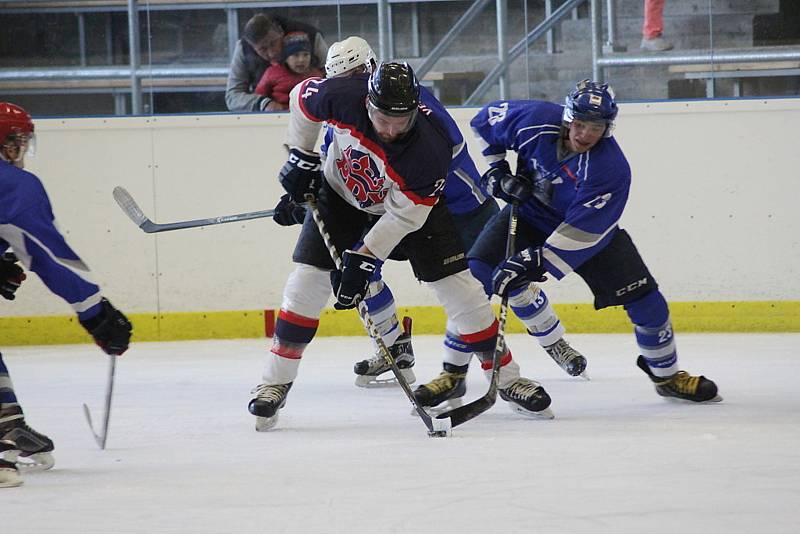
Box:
[636,356,722,403]
[499,377,555,419]
[544,338,588,379]
[0,440,23,488]
[354,316,416,388]
[412,363,467,415]
[0,405,55,472]
[249,382,292,432]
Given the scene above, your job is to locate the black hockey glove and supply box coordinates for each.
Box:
[330,250,380,310]
[491,246,547,297]
[1,252,26,300]
[273,194,307,226]
[279,148,321,203]
[481,161,533,204]
[79,298,133,356]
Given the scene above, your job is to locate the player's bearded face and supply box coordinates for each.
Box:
[567,119,605,153]
[367,103,416,143]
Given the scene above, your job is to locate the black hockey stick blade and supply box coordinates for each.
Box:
[113,186,277,233]
[435,204,519,429]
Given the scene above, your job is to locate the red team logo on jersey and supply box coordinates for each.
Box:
[335,146,387,207]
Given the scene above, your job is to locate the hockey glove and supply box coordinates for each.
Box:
[0,252,26,300]
[79,298,133,356]
[273,194,307,226]
[330,250,381,310]
[279,148,321,203]
[480,161,533,204]
[491,246,547,297]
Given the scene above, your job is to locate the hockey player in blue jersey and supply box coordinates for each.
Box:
[248,62,553,431]
[468,80,721,403]
[0,103,132,487]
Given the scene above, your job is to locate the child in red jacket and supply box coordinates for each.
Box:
[255,32,324,110]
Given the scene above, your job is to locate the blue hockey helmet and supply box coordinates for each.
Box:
[562,79,618,137]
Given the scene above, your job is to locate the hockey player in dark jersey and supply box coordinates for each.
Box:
[468,80,721,403]
[248,62,553,431]
[287,37,586,388]
[0,103,132,487]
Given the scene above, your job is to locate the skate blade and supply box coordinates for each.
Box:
[578,372,591,381]
[661,394,724,404]
[507,404,555,420]
[0,467,23,488]
[355,369,416,388]
[255,414,280,432]
[4,450,55,472]
[410,397,463,418]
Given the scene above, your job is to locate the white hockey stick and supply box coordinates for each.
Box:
[112,186,276,233]
[82,355,117,449]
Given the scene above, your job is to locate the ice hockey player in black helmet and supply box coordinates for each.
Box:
[248,62,553,431]
[365,62,420,143]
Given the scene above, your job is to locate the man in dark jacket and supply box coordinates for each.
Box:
[225,13,328,112]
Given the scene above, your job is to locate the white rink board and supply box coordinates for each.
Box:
[5,98,799,317]
[2,333,800,533]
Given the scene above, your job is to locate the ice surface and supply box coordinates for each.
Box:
[2,333,799,533]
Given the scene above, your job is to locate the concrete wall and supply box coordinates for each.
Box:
[3,97,798,319]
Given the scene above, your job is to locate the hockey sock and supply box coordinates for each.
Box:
[264,309,320,384]
[625,290,678,377]
[364,279,402,347]
[0,353,19,405]
[507,284,566,346]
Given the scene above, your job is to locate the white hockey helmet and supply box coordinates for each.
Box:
[325,36,377,78]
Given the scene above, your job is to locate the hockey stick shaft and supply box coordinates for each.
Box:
[436,203,519,427]
[82,355,117,449]
[113,186,276,233]
[305,194,439,435]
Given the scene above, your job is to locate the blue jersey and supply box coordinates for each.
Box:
[471,100,632,279]
[320,85,487,216]
[0,160,102,319]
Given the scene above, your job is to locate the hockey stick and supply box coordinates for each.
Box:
[82,355,117,449]
[113,186,276,233]
[305,194,451,438]
[435,203,519,427]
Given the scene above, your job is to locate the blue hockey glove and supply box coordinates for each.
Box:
[491,247,547,296]
[278,148,321,203]
[273,194,307,226]
[330,250,381,310]
[0,252,26,300]
[480,161,533,204]
[80,298,132,355]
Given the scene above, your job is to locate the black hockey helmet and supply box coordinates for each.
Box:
[367,62,420,116]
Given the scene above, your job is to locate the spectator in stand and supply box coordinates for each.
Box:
[225,13,328,112]
[254,32,324,111]
[641,0,673,51]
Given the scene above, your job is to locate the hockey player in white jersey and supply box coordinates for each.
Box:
[0,103,132,487]
[248,62,553,431]
[468,80,721,403]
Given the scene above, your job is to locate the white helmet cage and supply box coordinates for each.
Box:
[325,36,377,78]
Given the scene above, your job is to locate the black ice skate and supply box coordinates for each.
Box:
[636,356,722,403]
[0,440,23,488]
[0,404,55,472]
[353,316,415,387]
[248,382,293,432]
[544,338,588,379]
[412,363,467,414]
[499,378,555,419]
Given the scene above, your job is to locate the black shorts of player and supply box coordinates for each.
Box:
[451,198,500,251]
[293,181,468,283]
[467,204,658,310]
